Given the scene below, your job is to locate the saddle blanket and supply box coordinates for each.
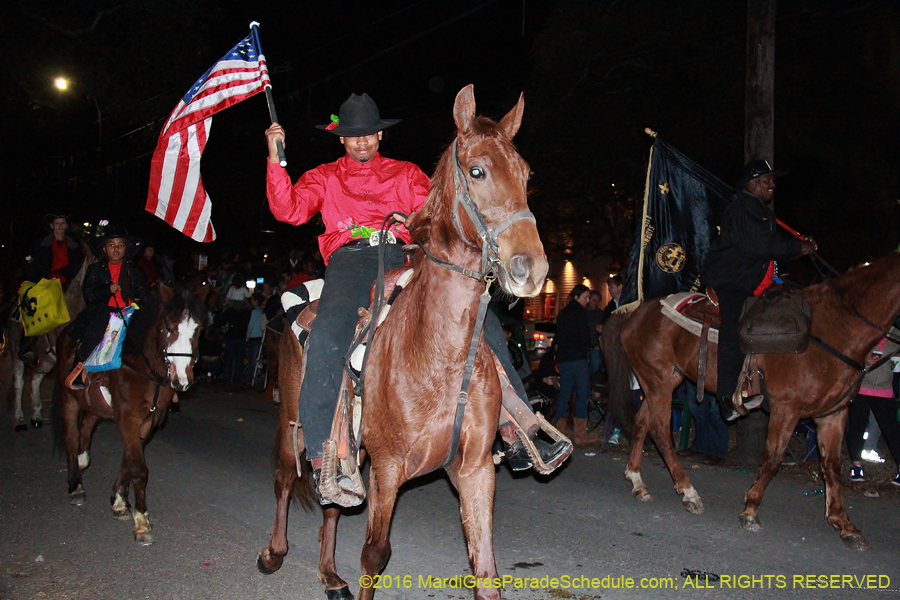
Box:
[659,292,719,343]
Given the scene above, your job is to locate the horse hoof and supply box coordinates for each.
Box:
[841,533,871,551]
[69,487,87,506]
[113,509,132,521]
[31,419,43,429]
[256,551,283,574]
[740,514,761,532]
[134,531,154,546]
[14,424,28,433]
[682,499,705,515]
[632,489,652,502]
[325,586,354,600]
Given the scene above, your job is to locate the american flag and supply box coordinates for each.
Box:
[146,26,270,242]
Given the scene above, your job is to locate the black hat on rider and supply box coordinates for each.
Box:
[736,159,788,189]
[92,223,143,259]
[315,93,400,137]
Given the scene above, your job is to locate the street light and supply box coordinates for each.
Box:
[53,76,102,150]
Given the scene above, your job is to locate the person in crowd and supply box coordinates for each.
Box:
[264,92,570,491]
[246,292,266,386]
[701,160,816,421]
[25,212,84,287]
[221,303,250,386]
[587,289,603,374]
[847,335,900,486]
[554,284,599,445]
[599,275,623,325]
[65,224,147,390]
[677,380,729,465]
[503,323,532,382]
[224,275,250,310]
[136,239,164,289]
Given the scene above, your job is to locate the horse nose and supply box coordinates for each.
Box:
[509,254,532,285]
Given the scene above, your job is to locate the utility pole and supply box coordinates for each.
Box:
[734,0,776,467]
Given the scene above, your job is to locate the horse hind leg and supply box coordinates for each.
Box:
[643,392,703,515]
[12,358,26,428]
[817,412,870,550]
[61,396,88,505]
[624,402,653,502]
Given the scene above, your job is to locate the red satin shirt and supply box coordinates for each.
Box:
[266,152,430,263]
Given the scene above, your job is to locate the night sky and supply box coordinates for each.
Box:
[2,1,898,272]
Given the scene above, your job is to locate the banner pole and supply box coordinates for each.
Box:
[250,21,286,167]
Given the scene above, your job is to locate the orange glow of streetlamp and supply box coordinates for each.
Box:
[55,77,69,91]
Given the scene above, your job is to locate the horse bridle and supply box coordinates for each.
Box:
[417,139,536,282]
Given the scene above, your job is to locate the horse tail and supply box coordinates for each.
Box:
[292,449,317,511]
[51,384,64,458]
[601,313,636,439]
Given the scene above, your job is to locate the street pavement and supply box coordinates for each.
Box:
[1,377,899,600]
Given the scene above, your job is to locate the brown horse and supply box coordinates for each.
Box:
[602,252,900,549]
[258,85,547,600]
[54,282,207,544]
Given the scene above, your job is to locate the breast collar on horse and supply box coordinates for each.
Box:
[808,279,900,416]
[360,139,536,469]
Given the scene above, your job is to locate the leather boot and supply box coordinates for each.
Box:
[573,418,600,445]
[555,417,571,437]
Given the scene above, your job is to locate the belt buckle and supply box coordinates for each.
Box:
[368,231,395,247]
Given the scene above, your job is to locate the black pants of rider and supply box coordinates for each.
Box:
[715,284,750,404]
[69,304,118,364]
[297,243,533,461]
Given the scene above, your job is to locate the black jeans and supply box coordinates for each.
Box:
[298,244,405,459]
[847,393,900,465]
[715,284,750,401]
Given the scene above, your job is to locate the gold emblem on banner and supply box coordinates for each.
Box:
[655,243,685,274]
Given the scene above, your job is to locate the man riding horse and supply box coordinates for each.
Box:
[701,160,816,421]
[264,93,571,500]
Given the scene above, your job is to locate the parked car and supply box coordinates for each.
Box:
[524,321,556,358]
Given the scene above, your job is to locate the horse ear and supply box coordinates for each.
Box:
[159,281,174,304]
[499,92,524,140]
[453,85,477,134]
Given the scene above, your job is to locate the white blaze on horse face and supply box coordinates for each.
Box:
[168,316,199,386]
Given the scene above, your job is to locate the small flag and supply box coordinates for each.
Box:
[619,136,733,309]
[146,25,270,242]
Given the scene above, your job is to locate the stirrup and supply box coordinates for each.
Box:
[318,438,366,507]
[65,362,86,391]
[514,413,573,475]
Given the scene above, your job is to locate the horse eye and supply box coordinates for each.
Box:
[469,166,485,180]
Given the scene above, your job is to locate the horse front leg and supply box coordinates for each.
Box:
[739,406,796,532]
[358,464,401,600]
[61,393,87,505]
[624,401,653,502]
[117,418,152,545]
[318,507,352,599]
[816,410,869,550]
[448,460,501,600]
[12,358,26,428]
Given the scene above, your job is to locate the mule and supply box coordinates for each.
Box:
[54,282,207,544]
[4,251,94,431]
[258,85,547,600]
[601,253,900,549]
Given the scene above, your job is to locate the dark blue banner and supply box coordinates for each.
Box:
[620,137,733,307]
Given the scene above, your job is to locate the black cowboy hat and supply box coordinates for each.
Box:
[315,93,400,137]
[736,159,789,188]
[92,223,143,259]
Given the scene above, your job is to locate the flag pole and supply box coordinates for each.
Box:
[250,21,287,167]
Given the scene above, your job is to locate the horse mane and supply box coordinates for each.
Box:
[408,116,518,250]
[125,285,208,355]
[801,252,897,306]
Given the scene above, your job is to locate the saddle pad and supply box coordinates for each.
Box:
[659,292,719,343]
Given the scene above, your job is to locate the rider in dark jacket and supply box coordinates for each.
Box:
[66,224,147,389]
[25,213,84,287]
[701,160,815,420]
